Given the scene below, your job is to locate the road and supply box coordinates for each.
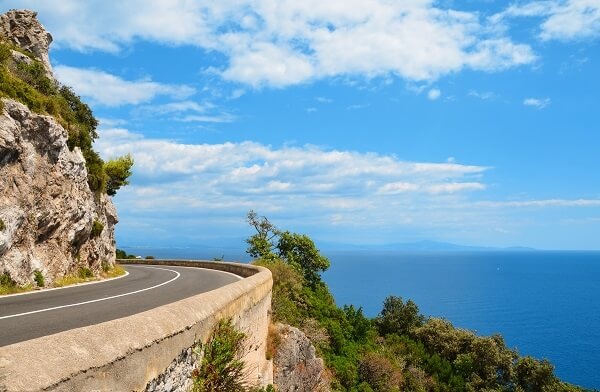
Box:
[0,264,241,346]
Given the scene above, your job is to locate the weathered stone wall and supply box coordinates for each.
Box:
[0,260,273,391]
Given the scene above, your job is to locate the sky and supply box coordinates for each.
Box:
[3,0,600,250]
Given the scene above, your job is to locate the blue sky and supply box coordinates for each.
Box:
[4,1,600,250]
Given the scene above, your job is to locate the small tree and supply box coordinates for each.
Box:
[246,211,330,287]
[375,296,424,337]
[246,210,279,260]
[104,154,134,196]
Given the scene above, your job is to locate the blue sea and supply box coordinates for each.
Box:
[322,251,600,390]
[124,247,600,389]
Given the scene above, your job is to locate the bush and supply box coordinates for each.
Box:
[375,296,424,337]
[33,269,44,287]
[104,154,134,196]
[90,220,104,238]
[1,271,16,287]
[78,267,93,279]
[145,255,155,260]
[192,319,249,392]
[116,248,137,259]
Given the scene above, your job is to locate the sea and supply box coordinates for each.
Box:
[323,251,600,390]
[122,247,600,389]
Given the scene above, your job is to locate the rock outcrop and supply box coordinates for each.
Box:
[0,9,53,77]
[273,324,330,392]
[0,10,117,285]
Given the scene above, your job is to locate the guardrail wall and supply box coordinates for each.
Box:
[0,260,273,391]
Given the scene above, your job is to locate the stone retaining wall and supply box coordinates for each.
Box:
[0,260,273,391]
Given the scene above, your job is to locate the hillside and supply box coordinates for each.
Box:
[0,10,131,287]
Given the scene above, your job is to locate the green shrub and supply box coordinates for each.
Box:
[90,220,104,238]
[104,154,134,196]
[0,44,11,63]
[33,269,44,287]
[78,267,94,279]
[1,271,16,287]
[0,218,5,231]
[192,319,249,392]
[145,255,155,260]
[116,248,137,259]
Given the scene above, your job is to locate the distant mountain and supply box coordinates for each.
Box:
[317,240,537,252]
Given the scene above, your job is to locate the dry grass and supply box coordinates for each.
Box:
[0,283,33,295]
[54,263,126,287]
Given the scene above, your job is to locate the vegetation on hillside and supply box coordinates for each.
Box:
[191,319,275,392]
[248,211,590,392]
[0,40,132,196]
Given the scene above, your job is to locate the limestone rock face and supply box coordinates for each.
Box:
[0,9,53,77]
[0,99,117,284]
[273,324,330,392]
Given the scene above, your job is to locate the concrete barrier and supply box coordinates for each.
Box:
[0,260,273,391]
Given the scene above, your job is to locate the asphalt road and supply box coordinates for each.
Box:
[0,264,241,346]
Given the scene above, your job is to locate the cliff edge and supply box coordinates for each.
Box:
[0,10,118,285]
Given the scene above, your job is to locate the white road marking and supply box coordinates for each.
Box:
[0,270,131,300]
[0,266,180,320]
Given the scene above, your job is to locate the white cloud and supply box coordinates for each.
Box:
[523,97,551,108]
[316,97,333,103]
[428,88,442,100]
[7,0,538,88]
[477,199,600,208]
[54,66,195,106]
[468,90,495,100]
[133,101,234,123]
[494,0,600,41]
[94,129,489,215]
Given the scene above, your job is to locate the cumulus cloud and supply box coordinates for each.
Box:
[94,128,489,217]
[54,66,195,106]
[523,97,551,108]
[6,0,538,87]
[493,0,600,41]
[90,128,600,244]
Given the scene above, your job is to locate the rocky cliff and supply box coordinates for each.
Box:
[0,10,118,285]
[273,323,330,392]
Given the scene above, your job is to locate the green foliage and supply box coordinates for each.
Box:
[254,258,305,325]
[90,220,104,238]
[0,44,10,63]
[514,356,557,392]
[192,319,249,392]
[0,41,132,195]
[246,210,279,260]
[1,271,16,287]
[277,231,330,287]
[104,154,134,196]
[145,255,155,260]
[375,296,424,337]
[0,218,5,231]
[78,267,94,279]
[0,270,33,295]
[246,211,330,287]
[116,248,137,259]
[33,270,45,287]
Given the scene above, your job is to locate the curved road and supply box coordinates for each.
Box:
[0,264,241,347]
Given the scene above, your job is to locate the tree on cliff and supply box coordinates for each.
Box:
[246,210,330,287]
